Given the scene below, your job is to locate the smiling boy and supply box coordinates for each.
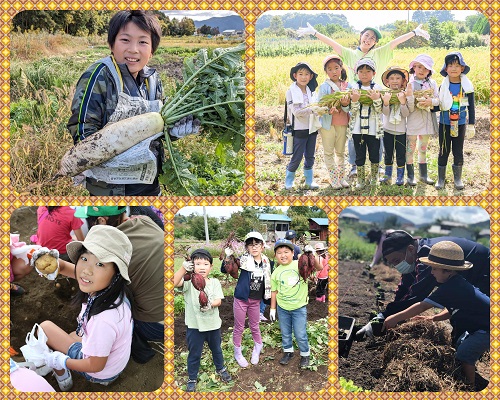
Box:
[174,249,231,392]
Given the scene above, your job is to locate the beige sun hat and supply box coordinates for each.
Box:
[314,242,327,252]
[419,241,473,271]
[66,225,132,283]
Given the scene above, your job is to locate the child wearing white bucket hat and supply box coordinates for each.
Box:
[383,241,489,390]
[406,54,440,186]
[222,231,273,367]
[35,225,134,390]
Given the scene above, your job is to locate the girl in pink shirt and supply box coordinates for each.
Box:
[36,225,134,391]
[314,243,330,302]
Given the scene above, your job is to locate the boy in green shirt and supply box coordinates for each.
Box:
[270,240,322,368]
[174,249,231,392]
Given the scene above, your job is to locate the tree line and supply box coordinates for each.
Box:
[175,206,327,241]
[12,10,201,37]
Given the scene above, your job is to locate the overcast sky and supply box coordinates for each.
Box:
[161,10,481,31]
[176,206,488,225]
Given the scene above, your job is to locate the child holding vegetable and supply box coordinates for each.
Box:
[406,54,439,185]
[222,232,273,367]
[34,225,134,391]
[380,66,414,185]
[435,52,475,190]
[348,58,384,189]
[67,10,198,196]
[383,241,489,391]
[284,62,324,190]
[270,240,322,368]
[174,249,231,392]
[317,54,352,189]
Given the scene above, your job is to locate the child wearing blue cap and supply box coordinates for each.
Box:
[435,52,475,190]
[270,240,322,368]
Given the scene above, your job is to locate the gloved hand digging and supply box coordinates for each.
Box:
[355,314,385,341]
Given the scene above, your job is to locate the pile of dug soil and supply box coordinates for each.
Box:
[374,320,464,391]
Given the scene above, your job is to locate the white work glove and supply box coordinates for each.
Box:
[182,260,194,272]
[200,302,213,312]
[31,247,60,281]
[303,245,317,256]
[355,321,374,341]
[269,309,276,322]
[169,115,201,138]
[413,24,430,40]
[296,22,317,37]
[224,248,234,257]
[309,105,329,115]
[466,125,475,139]
[45,351,69,370]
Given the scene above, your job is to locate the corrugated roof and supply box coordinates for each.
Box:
[258,213,291,222]
[309,218,329,226]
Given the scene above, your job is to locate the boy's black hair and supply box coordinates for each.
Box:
[409,67,433,78]
[445,54,461,66]
[71,246,134,322]
[385,70,407,81]
[191,249,213,264]
[108,10,162,54]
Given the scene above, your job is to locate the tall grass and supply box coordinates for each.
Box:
[256,47,490,106]
[338,227,375,262]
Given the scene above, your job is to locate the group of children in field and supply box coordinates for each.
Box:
[285,51,475,191]
[174,232,328,392]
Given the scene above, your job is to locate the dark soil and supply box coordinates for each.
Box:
[10,207,163,392]
[338,260,490,391]
[174,283,329,392]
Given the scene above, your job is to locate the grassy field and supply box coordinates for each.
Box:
[255,46,490,106]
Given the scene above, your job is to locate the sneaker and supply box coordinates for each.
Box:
[54,369,73,391]
[259,313,268,321]
[279,352,294,365]
[300,356,310,369]
[217,367,232,382]
[349,165,357,177]
[186,379,196,392]
[10,283,25,296]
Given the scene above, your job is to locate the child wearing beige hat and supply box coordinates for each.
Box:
[383,241,489,390]
[33,225,134,390]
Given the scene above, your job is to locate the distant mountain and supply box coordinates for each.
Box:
[341,209,415,227]
[256,12,351,31]
[193,16,245,32]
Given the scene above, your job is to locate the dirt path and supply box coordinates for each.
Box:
[255,105,490,196]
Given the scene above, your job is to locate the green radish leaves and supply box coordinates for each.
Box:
[160,43,245,194]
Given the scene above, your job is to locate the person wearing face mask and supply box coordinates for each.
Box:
[356,230,489,340]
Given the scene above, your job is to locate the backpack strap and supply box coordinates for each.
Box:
[284,100,294,130]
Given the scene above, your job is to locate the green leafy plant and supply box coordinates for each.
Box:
[160,43,245,195]
[339,377,367,392]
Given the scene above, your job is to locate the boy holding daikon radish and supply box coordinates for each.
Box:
[347,58,384,189]
[67,11,199,196]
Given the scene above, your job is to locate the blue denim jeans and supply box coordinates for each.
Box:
[260,300,266,314]
[277,305,310,356]
[67,342,121,384]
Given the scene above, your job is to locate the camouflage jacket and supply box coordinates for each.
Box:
[67,55,163,144]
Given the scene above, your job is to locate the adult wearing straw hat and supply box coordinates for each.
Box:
[356,230,489,340]
[382,241,489,391]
